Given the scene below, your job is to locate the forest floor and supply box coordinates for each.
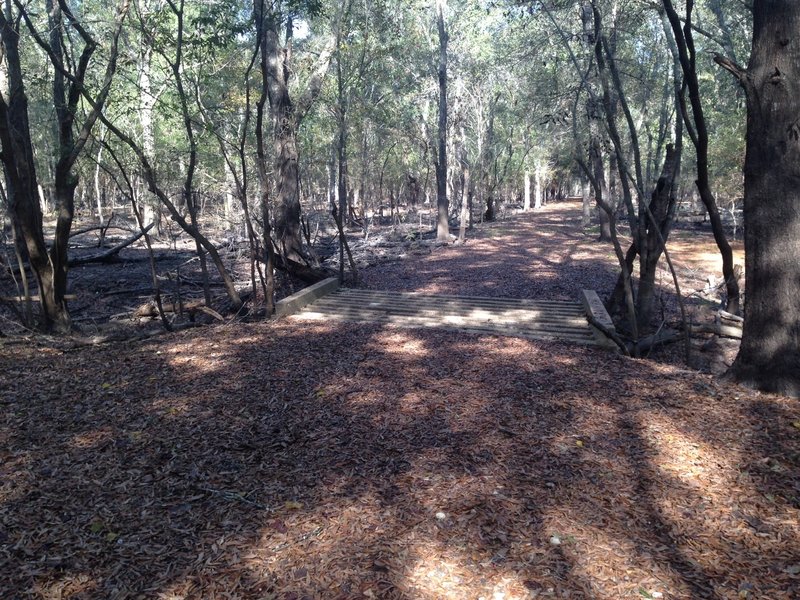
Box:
[2,202,799,600]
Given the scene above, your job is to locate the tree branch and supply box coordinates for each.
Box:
[713,53,747,83]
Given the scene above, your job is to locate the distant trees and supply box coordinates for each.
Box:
[0,0,783,367]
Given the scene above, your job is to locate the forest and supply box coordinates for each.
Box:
[1,1,800,598]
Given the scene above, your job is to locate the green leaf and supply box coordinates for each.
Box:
[89,520,104,533]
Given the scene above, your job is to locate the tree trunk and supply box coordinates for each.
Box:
[458,128,470,242]
[273,90,304,263]
[662,0,740,314]
[590,139,612,241]
[137,0,161,231]
[336,44,348,282]
[258,7,336,279]
[608,144,680,326]
[581,179,591,227]
[435,0,449,242]
[638,145,680,327]
[0,1,128,333]
[523,170,531,211]
[720,1,800,397]
[534,163,543,210]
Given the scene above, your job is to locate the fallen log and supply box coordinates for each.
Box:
[133,299,224,322]
[718,310,744,325]
[69,225,131,238]
[691,322,743,340]
[632,329,685,354]
[68,223,154,266]
[134,299,204,318]
[1,294,78,302]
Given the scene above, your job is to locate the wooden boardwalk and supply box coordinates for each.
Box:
[290,287,603,346]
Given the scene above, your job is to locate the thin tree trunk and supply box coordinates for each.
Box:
[435,0,449,242]
[662,0,740,314]
[0,0,129,333]
[590,139,612,241]
[523,170,531,211]
[581,179,591,227]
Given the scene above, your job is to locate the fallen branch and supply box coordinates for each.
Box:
[718,310,744,325]
[586,314,630,355]
[2,294,78,302]
[632,329,685,354]
[68,223,154,266]
[690,322,743,340]
[50,322,201,350]
[69,224,131,239]
[134,299,204,318]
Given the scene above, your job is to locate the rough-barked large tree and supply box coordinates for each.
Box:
[717,0,800,397]
[254,0,337,282]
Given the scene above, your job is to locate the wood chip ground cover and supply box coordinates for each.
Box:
[2,203,798,599]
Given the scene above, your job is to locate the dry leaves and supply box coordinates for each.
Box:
[1,203,796,599]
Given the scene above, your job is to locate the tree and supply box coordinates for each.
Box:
[255,0,336,282]
[435,0,449,241]
[717,0,800,397]
[95,0,244,310]
[662,0,741,315]
[0,0,129,333]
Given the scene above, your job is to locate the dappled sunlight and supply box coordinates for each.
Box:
[33,573,98,599]
[404,552,528,600]
[3,281,799,598]
[547,515,681,599]
[368,329,431,358]
[667,235,745,272]
[68,427,115,450]
[642,414,741,491]
[159,338,231,375]
[148,395,196,417]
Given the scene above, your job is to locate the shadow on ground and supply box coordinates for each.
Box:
[2,315,798,599]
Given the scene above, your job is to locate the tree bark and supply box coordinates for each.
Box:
[719,1,800,397]
[258,6,336,276]
[581,179,591,227]
[523,170,531,211]
[590,139,612,241]
[435,0,449,242]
